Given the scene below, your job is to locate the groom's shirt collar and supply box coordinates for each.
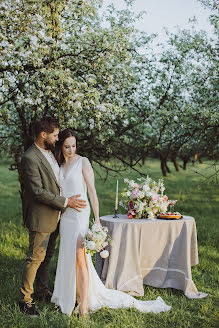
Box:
[34,142,52,154]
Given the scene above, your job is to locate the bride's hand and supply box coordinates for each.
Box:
[94,219,101,226]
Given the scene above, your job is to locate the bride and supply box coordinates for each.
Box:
[51,128,171,317]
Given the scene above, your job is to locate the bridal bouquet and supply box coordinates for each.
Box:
[84,223,112,258]
[120,176,169,219]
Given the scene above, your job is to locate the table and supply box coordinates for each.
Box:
[96,214,207,299]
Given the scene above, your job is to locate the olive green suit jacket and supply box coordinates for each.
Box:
[21,144,66,233]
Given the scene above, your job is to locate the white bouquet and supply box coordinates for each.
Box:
[120,176,170,220]
[84,222,112,258]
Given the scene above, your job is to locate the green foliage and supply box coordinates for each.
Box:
[0,0,152,165]
[0,0,218,177]
[198,0,219,31]
[0,159,218,327]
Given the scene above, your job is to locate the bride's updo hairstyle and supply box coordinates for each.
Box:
[55,128,77,165]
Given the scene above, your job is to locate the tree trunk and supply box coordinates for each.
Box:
[211,144,215,160]
[183,159,188,170]
[198,156,203,164]
[142,155,146,165]
[165,161,171,173]
[172,157,179,171]
[161,159,167,176]
[14,153,25,226]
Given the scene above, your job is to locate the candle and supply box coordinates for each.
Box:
[115,180,119,210]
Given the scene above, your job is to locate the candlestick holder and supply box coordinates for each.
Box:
[113,209,119,218]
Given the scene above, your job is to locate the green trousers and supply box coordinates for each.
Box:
[20,223,59,302]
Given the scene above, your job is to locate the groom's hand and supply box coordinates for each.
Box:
[67,195,87,212]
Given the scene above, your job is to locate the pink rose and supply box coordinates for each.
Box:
[163,195,168,201]
[152,193,159,201]
[132,188,139,198]
[128,209,136,218]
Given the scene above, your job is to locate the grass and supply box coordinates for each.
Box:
[0,158,218,328]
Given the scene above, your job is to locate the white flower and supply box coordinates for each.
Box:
[86,241,96,250]
[137,191,145,199]
[138,203,145,212]
[87,230,92,239]
[35,98,41,104]
[95,233,105,242]
[129,180,136,188]
[123,119,129,126]
[102,226,108,233]
[160,186,165,196]
[148,212,154,220]
[100,250,109,258]
[61,44,68,50]
[25,98,34,104]
[96,241,103,250]
[75,101,82,108]
[119,200,128,210]
[143,184,150,192]
[102,241,108,248]
[92,224,102,233]
[160,204,168,212]
[7,75,16,83]
[145,191,153,197]
[126,191,131,197]
[97,104,107,112]
[30,35,38,45]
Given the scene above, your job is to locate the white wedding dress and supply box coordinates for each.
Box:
[51,156,171,316]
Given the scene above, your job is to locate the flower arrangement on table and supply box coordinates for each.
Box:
[119,176,170,219]
[84,223,112,258]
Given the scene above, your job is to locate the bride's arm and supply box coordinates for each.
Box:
[82,157,100,225]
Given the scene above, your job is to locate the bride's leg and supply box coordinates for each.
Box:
[76,235,89,316]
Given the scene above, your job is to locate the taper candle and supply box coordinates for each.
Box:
[115,180,119,210]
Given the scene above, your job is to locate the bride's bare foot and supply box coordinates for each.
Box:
[79,304,88,317]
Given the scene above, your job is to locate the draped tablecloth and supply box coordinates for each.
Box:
[96,214,207,299]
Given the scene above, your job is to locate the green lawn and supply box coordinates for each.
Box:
[0,159,218,328]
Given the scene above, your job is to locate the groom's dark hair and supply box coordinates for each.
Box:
[34,116,60,137]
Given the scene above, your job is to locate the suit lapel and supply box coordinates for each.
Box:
[32,144,60,188]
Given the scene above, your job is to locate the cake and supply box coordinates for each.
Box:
[157,212,182,220]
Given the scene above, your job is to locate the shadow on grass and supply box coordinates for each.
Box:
[0,254,25,302]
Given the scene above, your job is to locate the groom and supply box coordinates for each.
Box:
[19,116,86,316]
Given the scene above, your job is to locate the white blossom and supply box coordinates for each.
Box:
[100,250,109,258]
[30,35,38,45]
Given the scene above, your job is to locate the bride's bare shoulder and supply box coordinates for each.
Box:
[81,156,90,162]
[81,156,92,167]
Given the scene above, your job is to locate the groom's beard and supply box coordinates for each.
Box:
[44,140,56,152]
